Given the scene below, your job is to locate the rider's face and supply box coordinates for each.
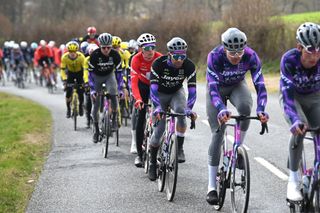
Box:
[68,52,77,59]
[225,49,244,65]
[298,44,320,68]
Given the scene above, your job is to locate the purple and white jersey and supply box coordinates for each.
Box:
[280,48,320,124]
[206,45,267,113]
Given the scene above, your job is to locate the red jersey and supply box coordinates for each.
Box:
[33,46,53,66]
[130,51,162,101]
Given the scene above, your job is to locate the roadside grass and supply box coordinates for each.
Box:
[281,11,320,25]
[0,93,52,213]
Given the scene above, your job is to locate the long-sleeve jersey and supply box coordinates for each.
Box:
[33,46,53,66]
[150,55,197,109]
[10,49,25,65]
[280,48,320,124]
[88,48,121,91]
[130,51,162,101]
[60,51,86,81]
[206,45,267,113]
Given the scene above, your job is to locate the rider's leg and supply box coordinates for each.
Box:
[171,88,187,163]
[65,86,72,118]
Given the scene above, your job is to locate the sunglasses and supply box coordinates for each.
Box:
[302,44,320,54]
[226,50,245,58]
[101,46,112,50]
[171,53,187,61]
[142,45,156,51]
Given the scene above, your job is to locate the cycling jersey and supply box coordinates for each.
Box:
[150,55,196,109]
[82,34,99,46]
[60,51,86,81]
[207,45,267,114]
[33,46,53,66]
[280,48,320,124]
[131,51,162,101]
[88,48,121,76]
[83,55,90,83]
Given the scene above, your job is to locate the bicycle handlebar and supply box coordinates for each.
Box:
[292,126,320,149]
[216,115,268,135]
[153,111,196,129]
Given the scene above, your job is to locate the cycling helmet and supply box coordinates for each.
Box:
[80,41,89,53]
[98,33,113,46]
[48,40,55,48]
[120,41,129,50]
[137,33,156,46]
[39,40,47,47]
[66,41,79,52]
[296,22,320,48]
[167,37,188,52]
[87,26,97,35]
[87,43,99,55]
[4,41,9,48]
[20,41,28,48]
[59,44,66,51]
[13,43,19,50]
[31,42,38,49]
[221,28,247,51]
[128,39,138,50]
[112,36,122,48]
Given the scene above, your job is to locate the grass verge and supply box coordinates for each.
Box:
[0,92,52,213]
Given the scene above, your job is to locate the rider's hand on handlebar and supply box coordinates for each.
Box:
[134,99,144,110]
[257,111,269,123]
[185,108,197,121]
[153,107,164,122]
[217,109,231,125]
[90,91,97,101]
[63,80,67,91]
[290,120,307,135]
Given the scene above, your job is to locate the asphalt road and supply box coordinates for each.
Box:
[1,81,309,213]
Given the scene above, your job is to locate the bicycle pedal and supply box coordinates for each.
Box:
[286,198,303,206]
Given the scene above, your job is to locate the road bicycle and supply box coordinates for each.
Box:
[66,79,82,131]
[287,126,320,213]
[119,89,130,126]
[157,109,195,201]
[99,83,119,158]
[141,104,152,174]
[213,115,268,213]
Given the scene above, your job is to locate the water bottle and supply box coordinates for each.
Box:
[302,175,310,195]
[223,155,229,172]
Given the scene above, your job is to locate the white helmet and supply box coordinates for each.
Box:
[137,33,156,46]
[59,44,66,51]
[48,40,55,48]
[40,40,47,47]
[31,42,38,49]
[13,43,20,49]
[128,39,138,50]
[167,37,188,52]
[98,33,113,46]
[296,22,320,48]
[221,28,247,51]
[20,41,28,48]
[87,43,99,55]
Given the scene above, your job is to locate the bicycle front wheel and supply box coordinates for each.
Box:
[231,146,250,213]
[103,111,110,158]
[157,136,166,192]
[73,96,78,131]
[311,168,320,212]
[165,134,178,201]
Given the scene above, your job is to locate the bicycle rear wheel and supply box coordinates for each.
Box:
[311,170,320,212]
[157,136,166,192]
[103,111,111,158]
[143,125,151,174]
[231,146,250,213]
[165,134,178,201]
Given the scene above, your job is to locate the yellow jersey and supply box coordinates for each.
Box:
[118,49,131,69]
[83,56,90,83]
[60,51,86,81]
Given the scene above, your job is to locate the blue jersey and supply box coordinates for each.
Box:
[280,48,320,124]
[206,45,267,113]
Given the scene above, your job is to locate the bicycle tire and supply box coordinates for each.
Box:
[157,136,166,192]
[311,174,320,212]
[73,96,78,131]
[143,125,150,174]
[103,111,110,158]
[213,144,228,210]
[165,134,178,201]
[231,146,250,213]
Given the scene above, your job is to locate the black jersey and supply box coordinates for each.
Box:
[150,55,196,94]
[88,48,121,76]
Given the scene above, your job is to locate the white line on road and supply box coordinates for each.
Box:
[254,157,288,181]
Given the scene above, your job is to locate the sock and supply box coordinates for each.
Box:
[208,165,218,192]
[288,170,300,182]
[240,130,247,144]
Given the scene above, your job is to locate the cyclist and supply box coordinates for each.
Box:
[83,26,99,46]
[83,43,99,128]
[88,33,121,143]
[60,41,86,118]
[279,22,320,202]
[33,40,54,86]
[130,33,162,166]
[205,28,269,204]
[148,37,197,181]
[10,43,26,84]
